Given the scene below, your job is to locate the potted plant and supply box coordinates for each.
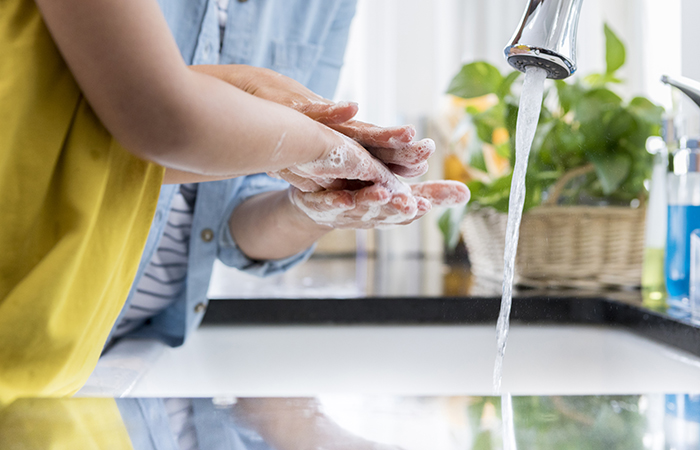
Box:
[440,25,664,289]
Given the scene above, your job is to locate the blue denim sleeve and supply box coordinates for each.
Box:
[305,0,358,99]
[217,174,315,277]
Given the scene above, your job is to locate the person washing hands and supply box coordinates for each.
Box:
[0,396,407,450]
[106,0,469,346]
[0,0,468,404]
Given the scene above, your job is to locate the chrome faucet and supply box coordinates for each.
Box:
[504,0,584,80]
[661,75,700,109]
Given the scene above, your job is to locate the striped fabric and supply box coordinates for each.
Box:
[113,184,198,338]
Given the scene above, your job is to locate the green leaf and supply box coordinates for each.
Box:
[590,153,632,195]
[604,107,638,146]
[495,142,511,159]
[585,72,624,88]
[540,121,585,168]
[469,150,488,172]
[496,71,521,100]
[604,24,626,75]
[575,88,622,124]
[555,80,583,114]
[447,62,504,99]
[628,96,664,126]
[470,102,507,143]
[438,206,467,250]
[466,177,512,213]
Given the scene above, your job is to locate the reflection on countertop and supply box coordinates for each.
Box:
[3,394,699,449]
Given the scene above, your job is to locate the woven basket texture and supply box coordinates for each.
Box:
[460,206,647,289]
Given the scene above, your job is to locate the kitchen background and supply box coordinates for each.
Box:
[209,0,700,299]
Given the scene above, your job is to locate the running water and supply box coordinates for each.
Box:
[493,66,548,395]
[501,393,517,450]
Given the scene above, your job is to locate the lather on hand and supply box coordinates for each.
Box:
[190,64,470,229]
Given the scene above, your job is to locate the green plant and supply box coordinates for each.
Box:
[439,25,664,249]
[466,395,647,450]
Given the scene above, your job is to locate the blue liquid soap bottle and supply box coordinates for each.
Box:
[665,139,700,308]
[661,75,700,311]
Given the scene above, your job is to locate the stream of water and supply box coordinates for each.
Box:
[493,66,548,396]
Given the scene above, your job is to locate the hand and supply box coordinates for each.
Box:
[233,398,407,450]
[328,121,434,178]
[289,180,470,229]
[190,65,432,177]
[270,130,412,194]
[189,64,359,124]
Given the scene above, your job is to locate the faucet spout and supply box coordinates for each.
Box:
[504,0,584,80]
[661,75,700,109]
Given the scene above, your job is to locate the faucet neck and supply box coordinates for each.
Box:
[504,0,584,80]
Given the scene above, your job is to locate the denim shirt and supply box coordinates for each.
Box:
[108,0,357,347]
[117,399,273,450]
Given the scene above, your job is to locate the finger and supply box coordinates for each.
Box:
[310,101,359,125]
[330,121,416,146]
[395,197,432,225]
[410,180,471,206]
[388,161,429,178]
[370,138,435,167]
[388,192,418,216]
[355,184,391,205]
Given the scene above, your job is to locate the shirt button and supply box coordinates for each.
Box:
[238,0,248,2]
[194,302,206,314]
[201,228,214,242]
[203,42,212,57]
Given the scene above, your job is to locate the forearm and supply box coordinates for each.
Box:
[35,0,338,176]
[160,71,338,175]
[228,190,331,261]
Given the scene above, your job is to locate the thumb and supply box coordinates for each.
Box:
[410,181,471,207]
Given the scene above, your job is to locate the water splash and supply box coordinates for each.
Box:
[493,66,548,394]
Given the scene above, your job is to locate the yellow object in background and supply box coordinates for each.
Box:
[444,154,471,184]
[0,398,134,449]
[491,127,510,146]
[0,0,163,403]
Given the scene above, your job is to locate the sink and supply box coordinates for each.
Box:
[108,324,700,397]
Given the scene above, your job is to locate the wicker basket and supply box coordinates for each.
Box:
[461,206,646,289]
[460,199,647,290]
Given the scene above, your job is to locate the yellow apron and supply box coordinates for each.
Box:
[0,398,134,450]
[0,1,164,403]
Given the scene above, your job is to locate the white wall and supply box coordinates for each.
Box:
[336,0,692,125]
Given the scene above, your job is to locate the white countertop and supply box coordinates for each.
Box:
[82,324,700,398]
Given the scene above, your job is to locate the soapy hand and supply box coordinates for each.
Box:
[189,64,432,177]
[289,179,470,229]
[274,129,469,228]
[270,130,413,193]
[327,121,434,178]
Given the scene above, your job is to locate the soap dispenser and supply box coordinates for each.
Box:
[661,75,700,310]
